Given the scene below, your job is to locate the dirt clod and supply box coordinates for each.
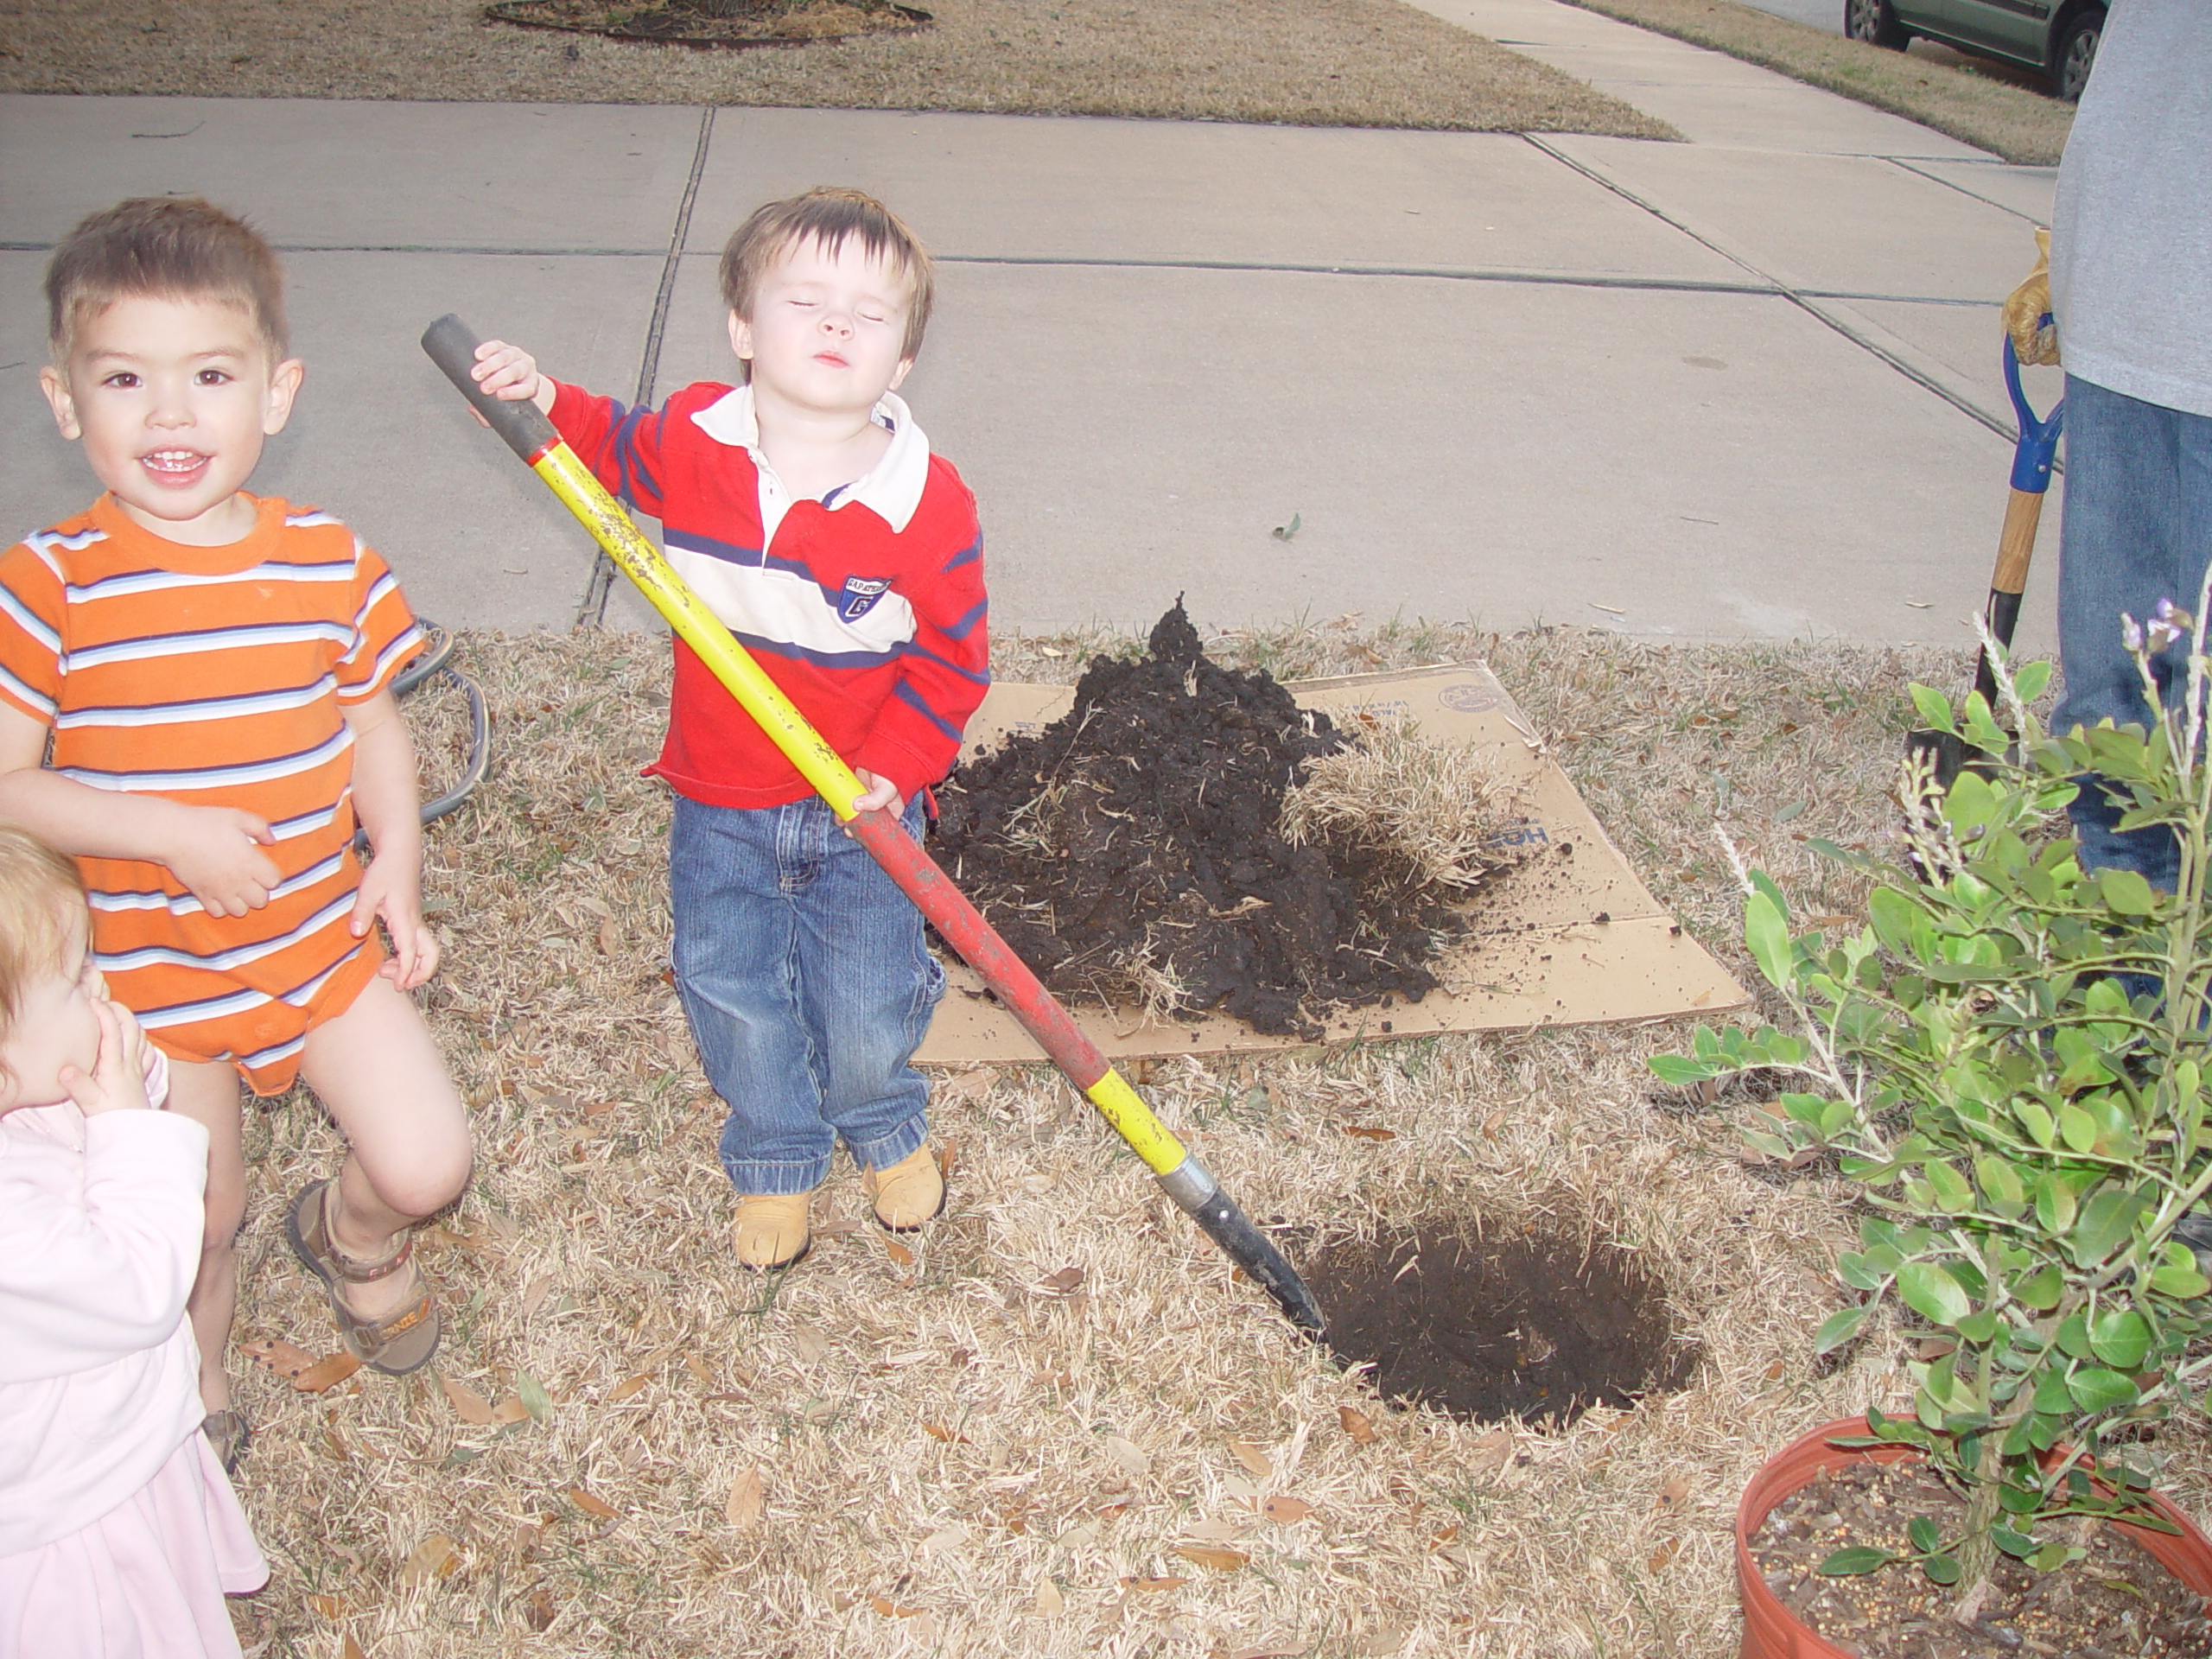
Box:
[934,602,1503,1037]
[1304,1221,1694,1426]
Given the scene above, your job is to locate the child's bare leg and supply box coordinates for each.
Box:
[165,1057,248,1415]
[298,975,472,1324]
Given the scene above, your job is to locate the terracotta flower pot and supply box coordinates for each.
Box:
[1734,1415,2212,1659]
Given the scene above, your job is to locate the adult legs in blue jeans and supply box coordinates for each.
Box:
[2053,375,2212,887]
[671,791,943,1198]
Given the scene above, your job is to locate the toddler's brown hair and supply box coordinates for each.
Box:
[45,195,289,361]
[719,187,933,373]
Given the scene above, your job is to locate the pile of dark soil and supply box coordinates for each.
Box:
[486,0,928,47]
[1754,1460,2212,1656]
[1303,1221,1694,1425]
[933,602,1490,1038]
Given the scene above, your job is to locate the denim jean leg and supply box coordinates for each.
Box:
[671,796,837,1197]
[2053,377,2212,887]
[792,791,943,1173]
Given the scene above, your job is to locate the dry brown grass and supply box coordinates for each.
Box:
[0,0,1672,137]
[219,621,2212,1657]
[1561,0,2073,163]
[1283,715,1528,892]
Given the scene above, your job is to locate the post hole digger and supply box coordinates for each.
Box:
[422,314,1326,1336]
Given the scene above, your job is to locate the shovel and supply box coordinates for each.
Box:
[423,315,1325,1336]
[1906,333,2065,788]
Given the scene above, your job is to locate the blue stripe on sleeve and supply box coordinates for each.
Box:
[892,679,964,742]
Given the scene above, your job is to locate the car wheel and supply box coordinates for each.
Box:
[2055,7,2103,102]
[1845,0,1909,49]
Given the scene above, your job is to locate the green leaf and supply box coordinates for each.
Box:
[1923,1160,1974,1212]
[1837,1253,1886,1293]
[2065,1367,2140,1413]
[1955,1309,2001,1344]
[1647,1053,1714,1086]
[1992,1525,2039,1560]
[1906,1515,1940,1554]
[2057,1102,2099,1155]
[2097,868,2158,916]
[2016,1262,2064,1310]
[2030,1541,2073,1573]
[1818,1547,1894,1577]
[2088,1309,2153,1371]
[2015,1098,2056,1149]
[1975,1154,2027,1214]
[1922,1552,1962,1585]
[517,1368,555,1424]
[1908,683,1956,735]
[1896,1262,1972,1329]
[1814,1305,1872,1356]
[2055,1315,2093,1360]
[1745,890,1791,993]
[2013,660,2053,703]
[2037,1174,2079,1236]
[2150,1262,2212,1299]
[2071,1188,2144,1268]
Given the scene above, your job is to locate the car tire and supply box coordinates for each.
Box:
[2054,6,2103,103]
[1844,0,1909,49]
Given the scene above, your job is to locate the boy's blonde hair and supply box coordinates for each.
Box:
[0,827,86,1084]
[719,187,933,373]
[45,196,289,362]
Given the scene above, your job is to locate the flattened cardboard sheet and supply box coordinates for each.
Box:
[916,661,1745,1063]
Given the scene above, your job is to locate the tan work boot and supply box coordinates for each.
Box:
[734,1192,812,1270]
[864,1146,947,1232]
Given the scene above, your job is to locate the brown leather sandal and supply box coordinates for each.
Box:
[284,1181,441,1375]
[200,1409,251,1478]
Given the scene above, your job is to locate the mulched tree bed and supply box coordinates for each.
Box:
[1753,1459,2212,1656]
[932,601,1510,1039]
[486,0,928,48]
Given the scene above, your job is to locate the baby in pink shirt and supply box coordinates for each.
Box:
[0,825,264,1657]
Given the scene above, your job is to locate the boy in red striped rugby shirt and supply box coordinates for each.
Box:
[470,188,986,1272]
[0,199,473,1466]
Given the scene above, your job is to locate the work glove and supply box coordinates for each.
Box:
[2002,226,2061,367]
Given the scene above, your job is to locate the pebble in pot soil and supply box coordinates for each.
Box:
[1756,1460,2212,1657]
[1300,1222,1694,1426]
[932,601,1515,1039]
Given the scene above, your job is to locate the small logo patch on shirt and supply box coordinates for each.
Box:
[838,575,893,623]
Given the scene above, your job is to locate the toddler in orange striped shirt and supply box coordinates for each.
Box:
[0,198,474,1472]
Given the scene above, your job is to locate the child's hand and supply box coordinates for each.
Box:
[164,805,281,918]
[471,340,549,411]
[843,769,906,835]
[59,1000,151,1117]
[351,849,441,990]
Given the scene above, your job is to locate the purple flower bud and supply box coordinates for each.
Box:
[2122,613,2145,653]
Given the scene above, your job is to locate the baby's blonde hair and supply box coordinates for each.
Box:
[0,827,86,1086]
[719,187,933,373]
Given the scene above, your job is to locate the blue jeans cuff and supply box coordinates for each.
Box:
[843,1113,928,1173]
[721,1152,833,1198]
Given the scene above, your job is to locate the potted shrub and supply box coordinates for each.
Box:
[1657,605,2212,1649]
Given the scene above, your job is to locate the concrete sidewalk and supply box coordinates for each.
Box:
[0,0,2065,650]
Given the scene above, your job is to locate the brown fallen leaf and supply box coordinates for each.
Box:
[935,1138,961,1179]
[1172,1544,1249,1573]
[1430,1522,1463,1549]
[868,1594,927,1618]
[725,1466,763,1532]
[522,1584,556,1633]
[1119,1574,1189,1594]
[1656,1474,1691,1510]
[1339,1405,1377,1444]
[885,1236,916,1268]
[1648,1536,1683,1572]
[922,1420,972,1444]
[1355,1627,1412,1657]
[1228,1437,1273,1478]
[342,1637,368,1659]
[1471,1427,1515,1478]
[442,1378,496,1425]
[305,1592,348,1618]
[607,1373,651,1402]
[1342,1123,1397,1141]
[1039,1266,1085,1294]
[400,1532,461,1585]
[597,916,620,955]
[290,1351,362,1393]
[1262,1495,1314,1524]
[566,1486,620,1520]
[1032,1577,1064,1616]
[320,1423,349,1463]
[813,1217,862,1239]
[1231,1642,1307,1659]
[934,1066,1001,1105]
[492,1395,531,1426]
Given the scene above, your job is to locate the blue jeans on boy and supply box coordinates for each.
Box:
[671,791,943,1197]
[2053,375,2212,890]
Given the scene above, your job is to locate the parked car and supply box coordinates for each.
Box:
[1846,0,2104,101]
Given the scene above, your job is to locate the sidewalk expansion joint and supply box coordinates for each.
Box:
[1884,156,2053,228]
[1522,132,2026,451]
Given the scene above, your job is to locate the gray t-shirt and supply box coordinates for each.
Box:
[2049,0,2212,418]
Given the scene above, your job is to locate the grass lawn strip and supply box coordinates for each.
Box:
[213,620,2212,1655]
[1563,0,2072,165]
[0,0,1670,137]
